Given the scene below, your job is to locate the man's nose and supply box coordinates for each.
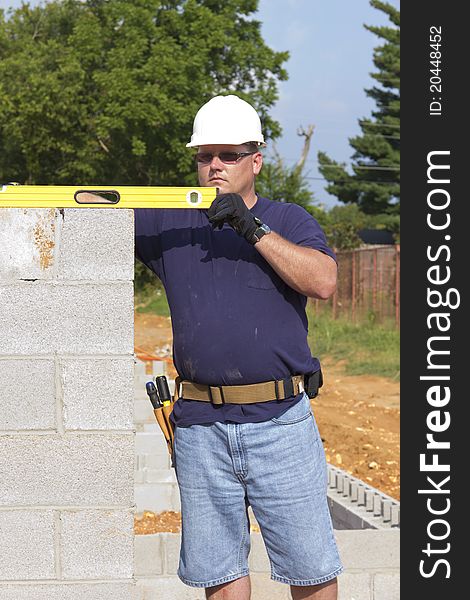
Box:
[209,154,224,169]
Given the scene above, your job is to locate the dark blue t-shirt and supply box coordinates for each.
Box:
[134,196,335,426]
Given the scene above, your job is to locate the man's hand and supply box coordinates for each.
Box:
[207,193,258,244]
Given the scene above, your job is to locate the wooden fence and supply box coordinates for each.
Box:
[311,245,400,327]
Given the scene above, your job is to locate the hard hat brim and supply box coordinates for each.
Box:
[186,138,266,148]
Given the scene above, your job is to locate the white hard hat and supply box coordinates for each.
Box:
[186,95,266,147]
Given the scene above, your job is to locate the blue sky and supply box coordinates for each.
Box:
[257,0,400,208]
[1,0,400,208]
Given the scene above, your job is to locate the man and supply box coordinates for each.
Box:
[135,95,343,600]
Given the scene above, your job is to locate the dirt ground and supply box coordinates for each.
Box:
[134,312,399,535]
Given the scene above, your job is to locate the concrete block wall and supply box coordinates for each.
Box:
[0,208,135,598]
[135,530,400,600]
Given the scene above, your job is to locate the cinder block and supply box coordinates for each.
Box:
[248,506,259,530]
[61,509,134,579]
[58,209,134,281]
[350,482,359,502]
[249,533,270,573]
[135,432,169,456]
[0,583,135,600]
[61,357,134,430]
[134,399,156,424]
[250,573,290,599]
[153,361,167,377]
[337,475,345,494]
[135,483,180,513]
[136,577,205,600]
[134,360,147,380]
[373,573,400,600]
[134,389,150,402]
[0,359,55,430]
[135,470,145,484]
[161,532,181,574]
[373,495,382,516]
[145,469,177,484]
[134,360,167,380]
[0,283,133,355]
[133,584,144,600]
[336,530,400,570]
[0,510,55,580]
[0,434,134,506]
[382,500,393,523]
[357,486,366,506]
[134,533,164,576]
[143,423,160,432]
[0,208,56,280]
[171,484,181,511]
[144,452,172,470]
[338,572,372,600]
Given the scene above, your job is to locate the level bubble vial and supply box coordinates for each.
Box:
[186,190,202,205]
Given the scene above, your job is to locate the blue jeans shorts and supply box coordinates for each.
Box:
[173,393,343,588]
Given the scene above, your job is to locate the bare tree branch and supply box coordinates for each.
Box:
[295,124,315,175]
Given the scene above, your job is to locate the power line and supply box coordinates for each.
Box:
[359,121,400,129]
[308,129,400,140]
[275,160,400,172]
[314,164,400,171]
[305,176,399,186]
[350,165,400,171]
[275,117,400,130]
[368,76,400,83]
[358,133,400,140]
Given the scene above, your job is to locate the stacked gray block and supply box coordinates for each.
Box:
[0,208,135,598]
[134,530,400,600]
[327,465,400,530]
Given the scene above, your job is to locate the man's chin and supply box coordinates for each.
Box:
[209,182,230,193]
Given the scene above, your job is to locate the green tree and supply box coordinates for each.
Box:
[256,125,321,215]
[256,153,317,216]
[0,0,288,185]
[315,205,400,251]
[317,205,366,251]
[317,0,399,215]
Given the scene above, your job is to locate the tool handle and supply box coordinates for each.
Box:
[146,381,161,408]
[155,375,172,405]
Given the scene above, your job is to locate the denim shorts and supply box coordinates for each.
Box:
[173,393,343,588]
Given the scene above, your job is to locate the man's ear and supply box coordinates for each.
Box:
[253,152,263,176]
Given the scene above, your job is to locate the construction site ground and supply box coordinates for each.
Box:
[134,312,399,535]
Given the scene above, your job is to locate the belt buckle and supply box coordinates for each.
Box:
[208,385,225,405]
[282,377,295,398]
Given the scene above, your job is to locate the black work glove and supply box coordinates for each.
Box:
[207,193,258,244]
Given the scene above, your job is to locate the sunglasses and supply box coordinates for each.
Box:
[195,151,257,165]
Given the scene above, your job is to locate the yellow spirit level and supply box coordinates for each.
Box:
[0,184,217,209]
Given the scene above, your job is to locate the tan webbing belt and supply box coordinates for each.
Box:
[175,375,305,405]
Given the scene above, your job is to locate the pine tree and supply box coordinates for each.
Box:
[317,0,399,215]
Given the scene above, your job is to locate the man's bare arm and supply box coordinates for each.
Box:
[255,231,337,299]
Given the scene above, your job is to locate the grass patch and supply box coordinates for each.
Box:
[134,283,170,317]
[307,309,400,380]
